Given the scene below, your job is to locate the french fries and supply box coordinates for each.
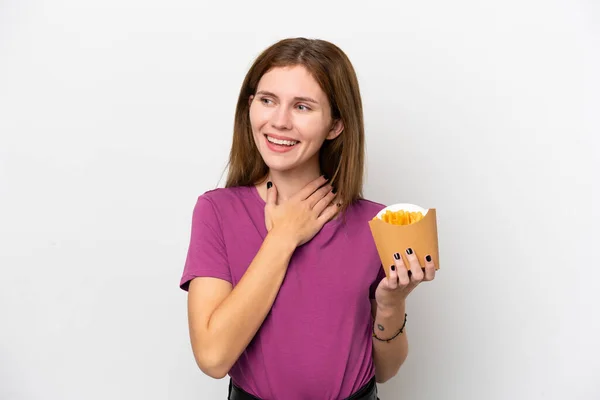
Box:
[373,209,425,225]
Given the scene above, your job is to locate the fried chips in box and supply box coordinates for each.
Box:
[368,203,440,278]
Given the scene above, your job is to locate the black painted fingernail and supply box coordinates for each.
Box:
[406,248,413,255]
[391,264,396,271]
[394,253,400,260]
[408,270,413,277]
[426,255,432,262]
[332,187,337,194]
[323,174,329,180]
[267,181,272,189]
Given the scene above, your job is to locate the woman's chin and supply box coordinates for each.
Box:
[259,147,318,174]
[262,155,304,172]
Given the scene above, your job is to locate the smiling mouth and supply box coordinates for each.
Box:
[265,135,299,147]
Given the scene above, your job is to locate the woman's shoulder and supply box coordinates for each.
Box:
[193,185,260,218]
[197,185,253,203]
[348,197,387,220]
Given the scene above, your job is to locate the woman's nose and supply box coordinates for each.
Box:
[270,106,292,130]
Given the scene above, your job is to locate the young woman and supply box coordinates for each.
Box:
[179,37,437,400]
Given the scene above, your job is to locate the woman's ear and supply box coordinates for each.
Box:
[248,95,254,106]
[326,119,344,140]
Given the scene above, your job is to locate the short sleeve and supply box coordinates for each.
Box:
[179,195,232,291]
[369,265,386,299]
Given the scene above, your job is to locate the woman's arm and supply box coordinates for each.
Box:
[187,230,296,379]
[370,249,437,383]
[371,299,409,383]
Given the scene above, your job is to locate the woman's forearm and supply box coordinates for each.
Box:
[372,301,409,383]
[205,230,296,377]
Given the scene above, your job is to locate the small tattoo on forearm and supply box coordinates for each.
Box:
[377,324,385,331]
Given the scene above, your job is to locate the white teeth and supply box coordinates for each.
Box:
[267,136,298,146]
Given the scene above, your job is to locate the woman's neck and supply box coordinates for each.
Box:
[256,165,323,203]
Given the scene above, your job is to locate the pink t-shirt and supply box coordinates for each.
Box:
[180,185,386,399]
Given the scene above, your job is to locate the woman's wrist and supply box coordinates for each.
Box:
[265,228,299,252]
[373,300,407,342]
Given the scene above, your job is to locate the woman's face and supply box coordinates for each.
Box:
[249,65,343,174]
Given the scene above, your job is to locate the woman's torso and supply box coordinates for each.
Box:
[201,185,385,399]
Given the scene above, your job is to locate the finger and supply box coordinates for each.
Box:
[266,181,278,206]
[312,187,336,213]
[387,263,399,290]
[307,184,333,208]
[423,254,436,281]
[316,202,339,224]
[405,248,424,284]
[393,252,410,287]
[295,175,329,201]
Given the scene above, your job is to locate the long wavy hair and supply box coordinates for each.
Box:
[225,37,365,214]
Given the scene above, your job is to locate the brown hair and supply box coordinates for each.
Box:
[225,37,365,214]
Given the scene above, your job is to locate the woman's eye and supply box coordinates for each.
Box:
[297,104,310,111]
[260,97,273,105]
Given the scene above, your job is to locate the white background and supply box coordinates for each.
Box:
[1,1,598,399]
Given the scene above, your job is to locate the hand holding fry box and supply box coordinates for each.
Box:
[368,203,440,278]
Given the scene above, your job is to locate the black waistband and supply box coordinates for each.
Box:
[227,376,378,400]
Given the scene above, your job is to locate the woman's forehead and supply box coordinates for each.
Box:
[257,65,327,102]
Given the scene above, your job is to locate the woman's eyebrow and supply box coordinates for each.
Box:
[256,90,319,104]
